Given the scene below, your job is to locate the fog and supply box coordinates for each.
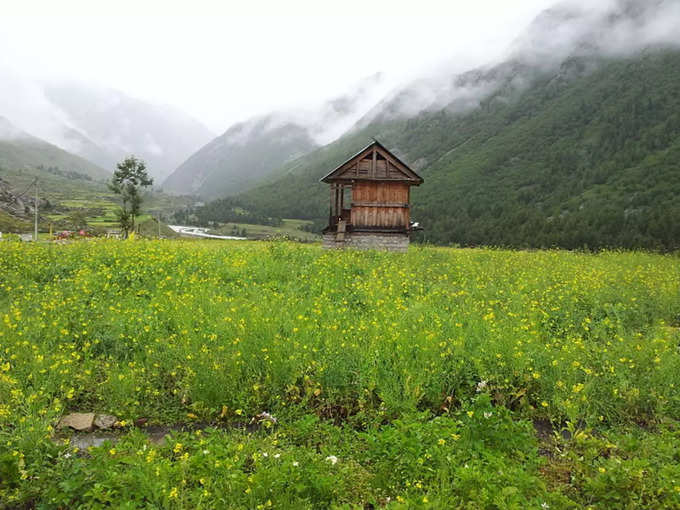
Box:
[359,0,680,124]
[1,0,678,172]
[0,0,555,134]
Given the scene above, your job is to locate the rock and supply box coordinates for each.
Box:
[134,417,149,428]
[94,414,118,430]
[58,412,95,431]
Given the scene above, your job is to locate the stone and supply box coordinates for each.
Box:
[134,417,149,428]
[94,414,118,430]
[58,412,95,431]
[322,232,410,252]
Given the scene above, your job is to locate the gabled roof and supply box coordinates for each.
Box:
[320,140,424,185]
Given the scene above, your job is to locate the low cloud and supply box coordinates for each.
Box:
[365,0,680,122]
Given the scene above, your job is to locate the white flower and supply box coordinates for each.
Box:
[541,503,550,509]
[483,412,493,419]
[292,461,299,467]
[262,452,268,457]
[273,453,280,459]
[202,450,209,455]
[476,380,488,392]
[256,411,278,424]
[325,455,338,465]
[64,453,72,459]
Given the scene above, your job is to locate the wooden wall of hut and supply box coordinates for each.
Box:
[351,181,410,229]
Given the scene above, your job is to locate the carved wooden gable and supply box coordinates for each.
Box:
[320,141,423,184]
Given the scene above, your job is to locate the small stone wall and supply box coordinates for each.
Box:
[322,232,409,252]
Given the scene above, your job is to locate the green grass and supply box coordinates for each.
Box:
[211,219,319,241]
[1,165,196,235]
[1,241,679,508]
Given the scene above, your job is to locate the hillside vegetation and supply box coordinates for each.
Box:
[0,165,192,234]
[224,50,680,250]
[1,240,679,507]
[163,118,316,199]
[0,118,109,182]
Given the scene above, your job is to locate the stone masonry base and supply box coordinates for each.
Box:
[322,232,409,252]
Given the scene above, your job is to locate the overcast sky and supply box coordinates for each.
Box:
[1,0,560,132]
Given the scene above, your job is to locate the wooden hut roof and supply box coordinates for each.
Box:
[320,140,424,185]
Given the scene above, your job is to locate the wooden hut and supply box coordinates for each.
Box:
[320,140,423,251]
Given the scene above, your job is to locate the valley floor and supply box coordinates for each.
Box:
[1,240,679,508]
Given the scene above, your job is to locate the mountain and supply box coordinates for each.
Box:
[0,116,109,181]
[162,73,391,198]
[42,83,215,180]
[162,115,318,199]
[214,0,680,250]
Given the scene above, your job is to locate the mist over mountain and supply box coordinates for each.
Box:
[358,0,680,126]
[207,0,680,250]
[0,115,109,181]
[0,75,214,180]
[162,116,317,199]
[43,83,215,180]
[163,73,390,197]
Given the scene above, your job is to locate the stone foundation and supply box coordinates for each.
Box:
[322,232,409,252]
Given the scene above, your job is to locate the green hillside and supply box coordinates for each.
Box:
[225,50,680,250]
[0,119,110,182]
[162,117,317,199]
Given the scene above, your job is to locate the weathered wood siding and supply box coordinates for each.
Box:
[351,181,410,229]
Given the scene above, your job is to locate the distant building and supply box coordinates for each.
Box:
[320,140,423,252]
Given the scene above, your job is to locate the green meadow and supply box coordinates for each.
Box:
[1,240,679,508]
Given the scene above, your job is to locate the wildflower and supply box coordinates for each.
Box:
[273,453,280,459]
[438,438,446,445]
[483,412,493,419]
[292,461,299,467]
[325,455,338,465]
[173,443,183,454]
[476,380,488,392]
[541,503,550,509]
[169,487,179,499]
[255,411,277,424]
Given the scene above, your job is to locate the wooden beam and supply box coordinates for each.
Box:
[351,201,409,208]
[372,149,377,178]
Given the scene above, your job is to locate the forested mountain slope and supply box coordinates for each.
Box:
[162,116,317,198]
[227,50,680,250]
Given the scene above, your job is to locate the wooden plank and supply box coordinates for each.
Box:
[351,201,409,208]
[372,149,377,178]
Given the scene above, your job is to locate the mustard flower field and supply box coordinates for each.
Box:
[1,240,680,508]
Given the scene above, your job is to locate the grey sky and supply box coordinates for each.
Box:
[2,0,563,132]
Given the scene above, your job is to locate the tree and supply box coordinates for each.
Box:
[109,156,153,238]
[66,210,88,230]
